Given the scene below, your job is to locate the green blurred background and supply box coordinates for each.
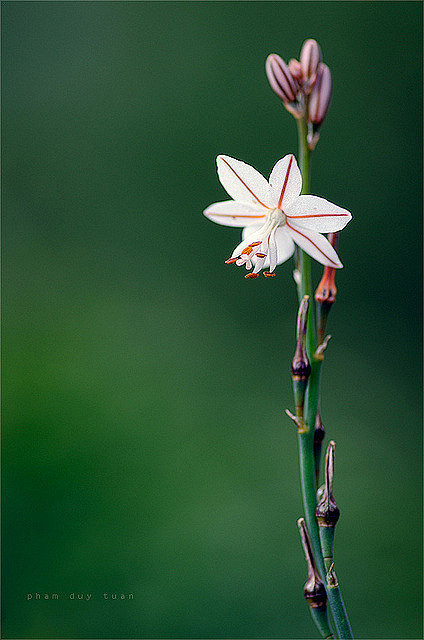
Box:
[2,2,422,638]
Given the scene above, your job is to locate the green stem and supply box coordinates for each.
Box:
[297,359,323,575]
[296,115,329,637]
[295,116,354,640]
[296,118,316,360]
[325,579,353,640]
[297,117,310,191]
[296,115,322,569]
[309,607,334,639]
[320,527,353,640]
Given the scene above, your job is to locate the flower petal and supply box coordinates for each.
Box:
[286,222,343,268]
[268,228,278,272]
[269,154,302,209]
[241,224,265,241]
[275,227,295,264]
[203,200,266,227]
[285,195,352,232]
[217,155,273,208]
[241,221,263,240]
[230,224,263,258]
[241,226,295,268]
[252,236,269,273]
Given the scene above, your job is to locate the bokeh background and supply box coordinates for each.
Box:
[2,2,422,639]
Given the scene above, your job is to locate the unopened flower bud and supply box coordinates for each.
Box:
[315,267,337,306]
[291,296,311,416]
[288,58,303,81]
[307,63,332,149]
[308,63,332,124]
[315,233,338,344]
[266,54,302,118]
[298,518,327,610]
[316,441,340,528]
[300,39,322,92]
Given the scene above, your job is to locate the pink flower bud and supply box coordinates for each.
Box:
[308,63,332,126]
[266,54,298,104]
[300,39,322,87]
[288,58,303,81]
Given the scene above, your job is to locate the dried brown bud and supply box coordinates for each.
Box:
[300,39,322,91]
[304,573,327,610]
[291,296,311,418]
[291,358,311,380]
[291,295,311,381]
[314,409,325,445]
[313,410,326,486]
[316,441,340,527]
[298,518,327,610]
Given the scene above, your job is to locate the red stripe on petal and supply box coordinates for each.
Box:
[220,158,270,209]
[286,213,349,219]
[277,155,293,209]
[286,222,339,267]
[207,213,265,219]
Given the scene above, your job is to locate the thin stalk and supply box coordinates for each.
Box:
[296,117,316,360]
[297,359,323,573]
[317,445,354,640]
[310,608,334,640]
[296,115,323,569]
[324,576,353,640]
[295,115,354,640]
[319,527,353,640]
[296,114,330,638]
[297,427,321,564]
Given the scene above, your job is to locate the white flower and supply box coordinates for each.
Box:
[203,154,352,278]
